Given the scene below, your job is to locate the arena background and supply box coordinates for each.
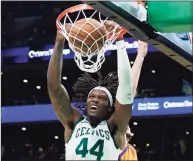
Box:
[1,1,193,161]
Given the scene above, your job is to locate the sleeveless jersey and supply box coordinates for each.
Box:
[65,117,122,160]
[118,144,138,161]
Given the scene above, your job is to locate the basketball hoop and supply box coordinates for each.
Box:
[56,4,125,73]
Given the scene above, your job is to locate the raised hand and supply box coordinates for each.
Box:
[137,41,148,58]
[56,23,72,42]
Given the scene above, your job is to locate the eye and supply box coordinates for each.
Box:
[89,94,94,98]
[99,95,107,100]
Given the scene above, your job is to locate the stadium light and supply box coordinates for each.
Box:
[151,70,156,73]
[62,76,67,80]
[133,122,138,125]
[186,131,189,135]
[23,79,28,83]
[54,136,59,139]
[146,143,150,147]
[36,86,41,89]
[22,127,26,131]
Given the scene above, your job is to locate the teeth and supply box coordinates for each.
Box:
[91,105,97,109]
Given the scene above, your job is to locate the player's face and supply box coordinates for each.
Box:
[86,89,112,119]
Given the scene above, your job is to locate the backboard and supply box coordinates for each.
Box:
[83,1,193,71]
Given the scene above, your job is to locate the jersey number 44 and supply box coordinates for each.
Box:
[75,138,104,160]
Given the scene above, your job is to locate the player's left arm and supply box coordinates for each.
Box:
[112,40,148,135]
[112,37,134,136]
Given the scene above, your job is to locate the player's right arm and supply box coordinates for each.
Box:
[47,31,82,128]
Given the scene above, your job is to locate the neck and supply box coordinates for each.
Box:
[87,116,103,126]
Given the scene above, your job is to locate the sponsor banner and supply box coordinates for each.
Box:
[2,33,191,65]
[2,96,192,123]
[132,96,192,116]
[1,38,158,64]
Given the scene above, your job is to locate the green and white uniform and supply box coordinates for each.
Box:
[65,118,122,160]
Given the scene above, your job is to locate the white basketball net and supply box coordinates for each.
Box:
[57,4,123,73]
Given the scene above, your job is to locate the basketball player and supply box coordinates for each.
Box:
[118,126,138,161]
[47,22,148,160]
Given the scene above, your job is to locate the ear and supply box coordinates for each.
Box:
[107,106,113,112]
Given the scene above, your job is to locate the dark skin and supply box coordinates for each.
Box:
[85,89,113,126]
[47,22,132,150]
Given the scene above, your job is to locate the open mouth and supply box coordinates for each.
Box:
[90,105,98,111]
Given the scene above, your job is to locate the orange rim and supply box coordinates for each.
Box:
[56,3,129,39]
[56,4,94,30]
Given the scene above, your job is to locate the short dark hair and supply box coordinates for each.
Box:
[72,71,118,103]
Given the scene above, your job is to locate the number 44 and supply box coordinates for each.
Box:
[75,138,104,160]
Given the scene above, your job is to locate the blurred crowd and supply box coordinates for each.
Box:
[2,143,65,160]
[1,138,191,161]
[1,116,192,161]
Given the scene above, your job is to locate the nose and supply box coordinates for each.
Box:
[91,97,99,104]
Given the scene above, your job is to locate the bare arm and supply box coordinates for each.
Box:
[132,41,148,96]
[47,31,81,128]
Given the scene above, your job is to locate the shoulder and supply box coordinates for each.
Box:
[107,113,117,129]
[119,144,138,161]
[64,117,85,143]
[74,117,85,126]
[107,115,118,137]
[67,116,85,131]
[128,144,138,160]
